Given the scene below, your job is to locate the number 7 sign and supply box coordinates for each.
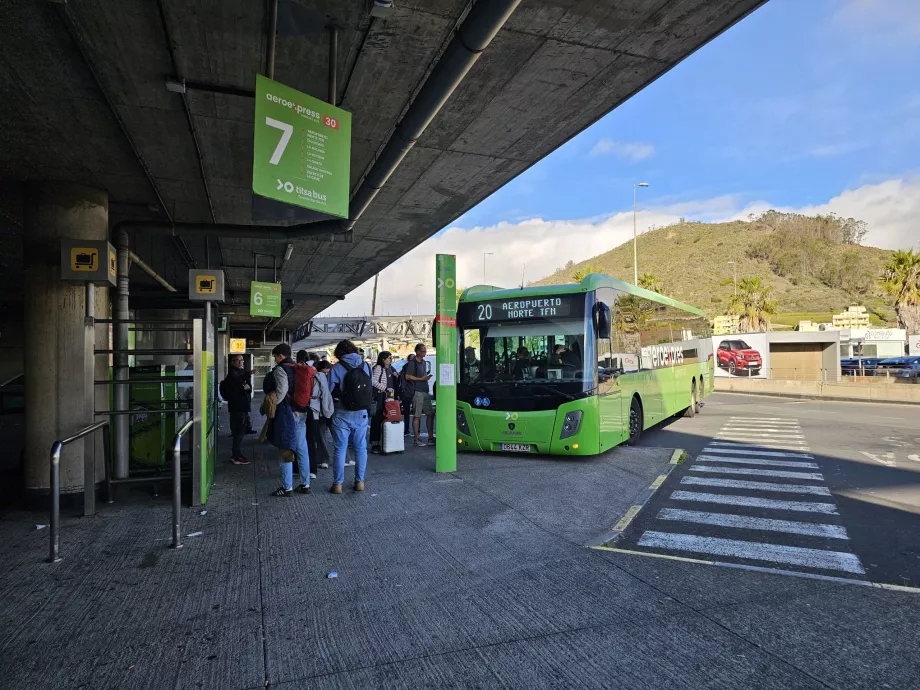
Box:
[252,75,351,218]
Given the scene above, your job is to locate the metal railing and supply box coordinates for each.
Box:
[171,418,196,550]
[48,420,110,563]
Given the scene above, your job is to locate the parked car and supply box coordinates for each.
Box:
[840,358,882,376]
[716,339,762,376]
[876,356,920,379]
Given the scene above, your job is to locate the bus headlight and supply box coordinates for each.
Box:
[456,409,470,435]
[560,410,582,439]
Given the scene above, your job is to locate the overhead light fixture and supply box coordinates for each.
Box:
[165,79,187,94]
[283,244,294,261]
[370,0,393,18]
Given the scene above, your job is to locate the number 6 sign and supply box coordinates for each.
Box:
[252,75,351,218]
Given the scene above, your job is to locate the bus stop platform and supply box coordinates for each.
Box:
[0,424,917,689]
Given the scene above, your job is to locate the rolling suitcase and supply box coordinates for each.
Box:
[381,420,405,455]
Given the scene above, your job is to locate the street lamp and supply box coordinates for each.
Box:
[727,261,737,297]
[633,182,649,285]
[483,252,494,283]
[415,283,422,315]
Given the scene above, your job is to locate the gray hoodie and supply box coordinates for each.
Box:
[309,371,334,419]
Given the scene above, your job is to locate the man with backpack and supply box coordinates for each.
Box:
[263,343,311,497]
[405,343,435,447]
[220,354,252,465]
[326,339,373,494]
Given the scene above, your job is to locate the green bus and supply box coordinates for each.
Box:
[455,274,713,455]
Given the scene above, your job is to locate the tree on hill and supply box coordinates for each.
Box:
[728,277,778,332]
[638,273,664,294]
[572,264,600,282]
[880,249,920,334]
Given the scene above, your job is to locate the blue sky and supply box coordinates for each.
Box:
[455,0,920,231]
[328,0,920,316]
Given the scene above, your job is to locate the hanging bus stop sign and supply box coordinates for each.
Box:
[252,75,352,219]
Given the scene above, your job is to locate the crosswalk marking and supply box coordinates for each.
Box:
[681,476,831,495]
[656,508,849,539]
[722,424,802,436]
[704,446,814,458]
[670,490,839,513]
[688,464,824,480]
[624,416,865,579]
[728,417,799,423]
[696,455,819,469]
[636,531,865,574]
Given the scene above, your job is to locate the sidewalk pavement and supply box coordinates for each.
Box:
[0,407,917,689]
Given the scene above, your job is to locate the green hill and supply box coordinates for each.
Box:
[533,212,897,325]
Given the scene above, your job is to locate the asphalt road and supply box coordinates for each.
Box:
[633,391,920,587]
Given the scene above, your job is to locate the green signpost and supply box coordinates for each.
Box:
[252,74,352,218]
[250,281,282,317]
[435,254,457,473]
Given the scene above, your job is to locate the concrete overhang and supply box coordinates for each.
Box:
[0,0,768,328]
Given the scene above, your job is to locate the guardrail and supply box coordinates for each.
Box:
[171,418,196,550]
[48,420,110,563]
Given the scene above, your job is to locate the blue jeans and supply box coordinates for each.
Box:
[280,413,311,489]
[331,407,368,485]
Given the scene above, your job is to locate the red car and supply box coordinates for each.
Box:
[717,339,762,376]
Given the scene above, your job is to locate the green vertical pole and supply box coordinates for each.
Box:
[435,254,457,473]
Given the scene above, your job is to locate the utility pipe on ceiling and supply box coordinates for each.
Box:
[128,250,178,292]
[111,0,520,241]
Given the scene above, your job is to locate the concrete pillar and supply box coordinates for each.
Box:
[23,183,108,497]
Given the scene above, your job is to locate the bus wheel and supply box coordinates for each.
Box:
[684,382,697,418]
[627,397,643,445]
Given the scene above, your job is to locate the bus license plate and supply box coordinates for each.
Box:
[501,443,531,453]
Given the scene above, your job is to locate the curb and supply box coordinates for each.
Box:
[714,389,920,406]
[584,448,685,548]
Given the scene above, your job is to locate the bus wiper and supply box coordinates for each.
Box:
[514,382,576,401]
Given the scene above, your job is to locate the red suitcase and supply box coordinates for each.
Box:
[383,397,403,423]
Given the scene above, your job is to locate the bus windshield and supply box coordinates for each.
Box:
[461,319,587,386]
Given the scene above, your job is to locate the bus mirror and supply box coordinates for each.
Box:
[596,302,612,339]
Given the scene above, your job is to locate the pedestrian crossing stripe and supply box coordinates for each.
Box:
[636,531,865,574]
[696,455,819,468]
[680,476,831,495]
[656,508,849,539]
[670,490,839,513]
[688,464,824,480]
[704,446,814,458]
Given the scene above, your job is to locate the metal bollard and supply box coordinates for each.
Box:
[171,418,196,549]
[49,442,63,563]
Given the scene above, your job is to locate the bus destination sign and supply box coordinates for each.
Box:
[458,294,583,324]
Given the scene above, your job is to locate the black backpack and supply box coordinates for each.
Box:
[340,360,373,411]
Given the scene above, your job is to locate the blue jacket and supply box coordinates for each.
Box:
[263,358,298,451]
[329,353,372,401]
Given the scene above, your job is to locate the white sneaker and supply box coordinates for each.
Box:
[319,463,329,469]
[345,460,356,466]
[309,473,317,479]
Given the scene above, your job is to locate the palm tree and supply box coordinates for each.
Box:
[728,277,778,332]
[638,273,664,294]
[572,264,601,282]
[880,249,920,334]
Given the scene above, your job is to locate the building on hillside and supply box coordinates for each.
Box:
[833,305,871,329]
[712,314,740,335]
[797,320,834,332]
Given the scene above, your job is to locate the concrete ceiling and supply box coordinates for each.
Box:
[0,0,767,329]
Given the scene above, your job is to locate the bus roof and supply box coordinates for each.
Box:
[458,273,706,317]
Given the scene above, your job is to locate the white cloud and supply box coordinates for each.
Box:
[323,177,920,317]
[589,138,655,161]
[833,0,920,42]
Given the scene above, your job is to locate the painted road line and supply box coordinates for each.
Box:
[728,417,799,422]
[688,465,824,480]
[717,433,806,440]
[722,424,802,434]
[591,546,878,586]
[696,455,819,469]
[656,508,850,539]
[636,531,865,574]
[704,446,814,458]
[720,426,804,432]
[670,491,839,514]
[680,476,831,495]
